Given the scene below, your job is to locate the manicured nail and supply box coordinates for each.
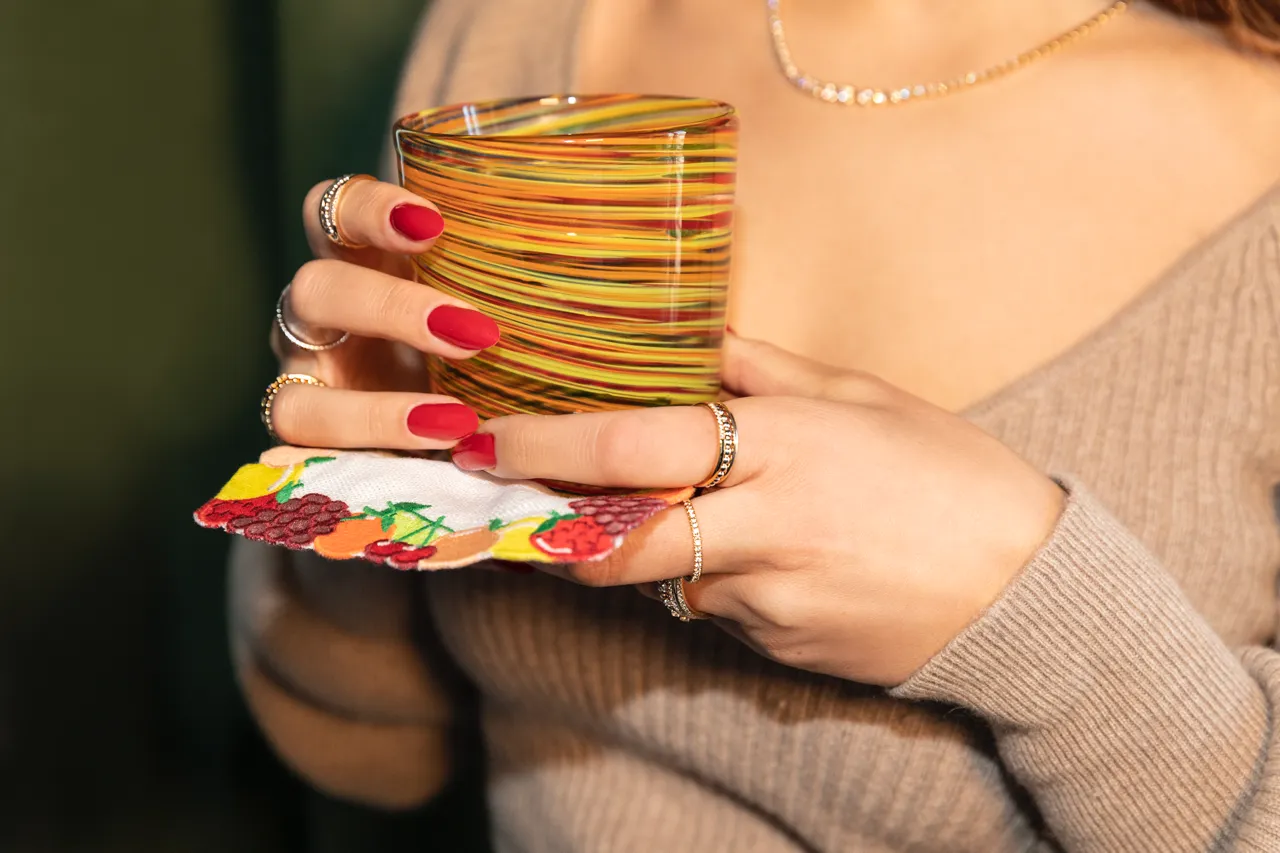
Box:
[390,203,445,241]
[406,403,479,441]
[428,305,501,350]
[452,433,497,471]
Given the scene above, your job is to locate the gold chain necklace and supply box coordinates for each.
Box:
[766,0,1129,107]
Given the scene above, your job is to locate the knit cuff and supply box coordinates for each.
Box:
[890,479,1268,848]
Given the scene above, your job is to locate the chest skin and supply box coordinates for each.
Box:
[575,0,1280,411]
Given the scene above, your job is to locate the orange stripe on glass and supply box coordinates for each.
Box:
[395,95,738,418]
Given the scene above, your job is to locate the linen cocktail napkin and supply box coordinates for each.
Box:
[195,446,692,570]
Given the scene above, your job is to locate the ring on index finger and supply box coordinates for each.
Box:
[319,173,374,249]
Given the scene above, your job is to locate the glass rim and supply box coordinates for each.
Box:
[393,94,737,143]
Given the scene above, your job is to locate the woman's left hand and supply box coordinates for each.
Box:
[452,334,1066,686]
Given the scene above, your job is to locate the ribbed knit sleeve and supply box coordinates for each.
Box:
[229,539,458,810]
[891,479,1280,851]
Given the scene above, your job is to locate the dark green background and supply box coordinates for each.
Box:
[1,1,486,849]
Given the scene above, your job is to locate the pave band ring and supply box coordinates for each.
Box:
[695,401,739,490]
[658,499,707,622]
[319,173,374,248]
[276,284,349,352]
[658,576,706,622]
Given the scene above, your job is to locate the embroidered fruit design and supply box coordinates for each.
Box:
[530,514,614,562]
[416,526,501,566]
[490,516,555,562]
[333,502,455,569]
[361,540,439,570]
[215,463,303,501]
[313,517,390,559]
[197,491,351,548]
[567,495,668,535]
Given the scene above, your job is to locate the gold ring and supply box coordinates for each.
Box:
[695,401,738,489]
[681,499,703,583]
[319,174,374,248]
[261,373,325,443]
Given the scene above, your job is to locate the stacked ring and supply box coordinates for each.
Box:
[659,577,705,622]
[261,373,325,443]
[319,173,374,248]
[658,499,707,622]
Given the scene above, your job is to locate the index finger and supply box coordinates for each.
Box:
[454,402,759,490]
[303,177,446,259]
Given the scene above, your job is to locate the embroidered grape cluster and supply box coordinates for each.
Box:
[567,495,668,535]
[201,492,350,547]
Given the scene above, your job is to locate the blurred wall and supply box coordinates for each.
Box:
[0,1,481,850]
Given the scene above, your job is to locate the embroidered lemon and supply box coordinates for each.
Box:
[490,517,554,563]
[215,464,302,501]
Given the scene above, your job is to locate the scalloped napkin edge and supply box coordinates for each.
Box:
[193,446,693,570]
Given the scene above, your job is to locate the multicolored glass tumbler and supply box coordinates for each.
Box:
[395,95,738,418]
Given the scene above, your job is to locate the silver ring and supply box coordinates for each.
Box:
[319,173,370,248]
[658,578,705,622]
[695,402,739,490]
[276,284,349,352]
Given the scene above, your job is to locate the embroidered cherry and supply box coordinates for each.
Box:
[388,546,439,569]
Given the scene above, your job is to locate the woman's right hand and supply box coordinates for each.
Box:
[267,176,498,449]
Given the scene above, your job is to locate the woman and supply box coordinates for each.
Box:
[230,0,1280,849]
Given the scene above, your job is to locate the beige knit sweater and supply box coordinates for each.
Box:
[230,1,1280,850]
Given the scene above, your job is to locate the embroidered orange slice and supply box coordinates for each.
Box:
[313,518,391,560]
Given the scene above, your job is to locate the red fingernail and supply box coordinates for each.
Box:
[452,433,497,471]
[406,403,479,441]
[428,305,501,350]
[390,203,445,241]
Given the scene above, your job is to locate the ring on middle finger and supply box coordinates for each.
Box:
[275,283,349,352]
[695,401,739,490]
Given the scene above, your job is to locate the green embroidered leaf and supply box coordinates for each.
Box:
[488,518,504,531]
[391,511,454,546]
[275,481,303,503]
[303,456,335,467]
[534,512,578,534]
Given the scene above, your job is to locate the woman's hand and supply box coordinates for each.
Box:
[452,334,1066,686]
[268,176,492,449]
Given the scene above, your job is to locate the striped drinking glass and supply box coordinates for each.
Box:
[395,94,738,418]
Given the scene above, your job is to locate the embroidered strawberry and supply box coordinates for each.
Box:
[530,515,615,561]
[567,495,668,535]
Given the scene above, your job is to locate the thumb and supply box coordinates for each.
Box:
[721,331,846,398]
